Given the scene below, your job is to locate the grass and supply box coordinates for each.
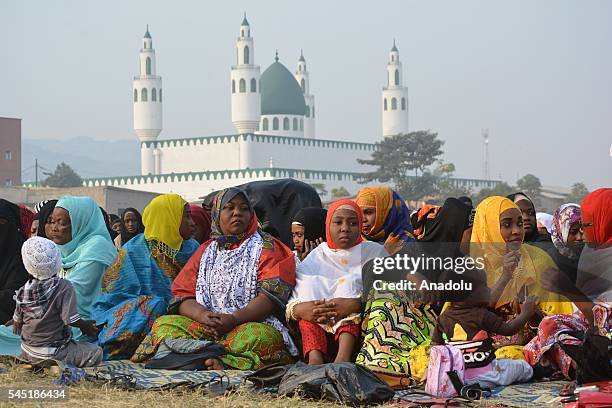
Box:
[0,361,395,408]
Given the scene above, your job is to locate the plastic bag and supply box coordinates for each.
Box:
[278,362,394,405]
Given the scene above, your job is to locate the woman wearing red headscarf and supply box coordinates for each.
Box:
[189,204,212,244]
[286,199,388,365]
[577,188,612,304]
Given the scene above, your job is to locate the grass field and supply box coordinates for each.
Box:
[0,362,364,408]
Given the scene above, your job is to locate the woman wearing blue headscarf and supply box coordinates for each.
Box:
[0,196,117,355]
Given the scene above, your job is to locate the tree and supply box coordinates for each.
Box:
[432,162,472,203]
[473,182,515,205]
[566,182,589,204]
[516,174,542,201]
[44,162,83,187]
[331,187,350,200]
[358,130,445,200]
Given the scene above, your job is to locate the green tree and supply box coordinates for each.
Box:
[357,130,445,200]
[566,182,589,204]
[44,162,83,187]
[432,162,472,203]
[331,187,350,200]
[516,174,542,202]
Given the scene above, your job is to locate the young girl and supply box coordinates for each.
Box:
[291,207,327,262]
[287,199,388,364]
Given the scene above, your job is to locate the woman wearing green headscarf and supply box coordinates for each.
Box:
[0,196,117,355]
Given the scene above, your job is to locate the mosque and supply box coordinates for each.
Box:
[83,15,496,201]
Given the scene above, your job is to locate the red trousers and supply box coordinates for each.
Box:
[298,319,359,359]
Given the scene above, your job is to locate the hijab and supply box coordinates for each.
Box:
[536,212,554,234]
[36,200,58,239]
[189,204,212,243]
[210,187,260,250]
[581,188,612,248]
[99,207,117,241]
[0,199,29,323]
[18,205,35,239]
[120,207,145,244]
[355,186,415,243]
[142,194,187,251]
[551,204,582,259]
[419,198,473,244]
[411,204,441,239]
[55,196,118,270]
[576,189,612,302]
[325,199,363,250]
[292,207,327,242]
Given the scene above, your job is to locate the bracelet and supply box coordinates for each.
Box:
[288,302,299,321]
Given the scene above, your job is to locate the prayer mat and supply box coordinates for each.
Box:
[83,359,252,391]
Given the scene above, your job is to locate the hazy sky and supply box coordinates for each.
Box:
[1,0,610,188]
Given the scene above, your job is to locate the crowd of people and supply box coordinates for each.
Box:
[0,185,610,391]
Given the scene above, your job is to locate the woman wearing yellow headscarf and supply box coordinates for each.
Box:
[92,194,199,359]
[471,196,572,354]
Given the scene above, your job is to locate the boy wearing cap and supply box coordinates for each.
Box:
[8,237,102,367]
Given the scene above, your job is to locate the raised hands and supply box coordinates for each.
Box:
[300,237,324,261]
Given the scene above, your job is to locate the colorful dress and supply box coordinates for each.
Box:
[132,188,297,369]
[92,234,199,359]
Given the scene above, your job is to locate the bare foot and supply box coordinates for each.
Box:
[204,358,224,370]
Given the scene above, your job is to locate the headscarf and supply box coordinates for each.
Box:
[355,186,415,243]
[34,200,50,214]
[210,187,259,250]
[0,199,29,323]
[580,188,612,248]
[142,194,187,251]
[99,207,117,240]
[507,192,539,242]
[120,207,145,244]
[551,204,582,259]
[36,200,58,239]
[19,205,36,239]
[470,196,538,306]
[55,196,118,270]
[326,199,364,250]
[419,198,473,243]
[292,207,327,242]
[536,212,554,234]
[21,237,62,280]
[189,204,212,243]
[411,204,441,239]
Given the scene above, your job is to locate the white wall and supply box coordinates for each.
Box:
[146,134,377,175]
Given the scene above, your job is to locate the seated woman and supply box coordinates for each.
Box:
[0,196,117,356]
[131,188,298,370]
[506,192,552,246]
[291,207,327,262]
[114,207,145,248]
[355,186,415,254]
[356,198,473,384]
[470,196,573,361]
[546,204,584,284]
[36,200,58,239]
[287,199,387,364]
[92,194,199,359]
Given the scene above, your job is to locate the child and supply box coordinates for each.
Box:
[432,271,536,388]
[9,236,102,367]
[287,199,387,365]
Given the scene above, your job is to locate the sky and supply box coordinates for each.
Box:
[1,0,611,189]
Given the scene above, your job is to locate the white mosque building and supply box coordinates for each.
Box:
[84,16,496,201]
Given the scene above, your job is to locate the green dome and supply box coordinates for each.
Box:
[260,61,306,116]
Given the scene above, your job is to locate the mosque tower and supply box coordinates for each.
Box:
[294,51,316,138]
[231,14,261,134]
[133,26,162,175]
[382,41,409,137]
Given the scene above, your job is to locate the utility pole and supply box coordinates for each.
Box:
[35,158,38,187]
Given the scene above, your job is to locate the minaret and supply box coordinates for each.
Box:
[133,26,162,175]
[382,40,409,137]
[231,13,261,134]
[295,50,316,138]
